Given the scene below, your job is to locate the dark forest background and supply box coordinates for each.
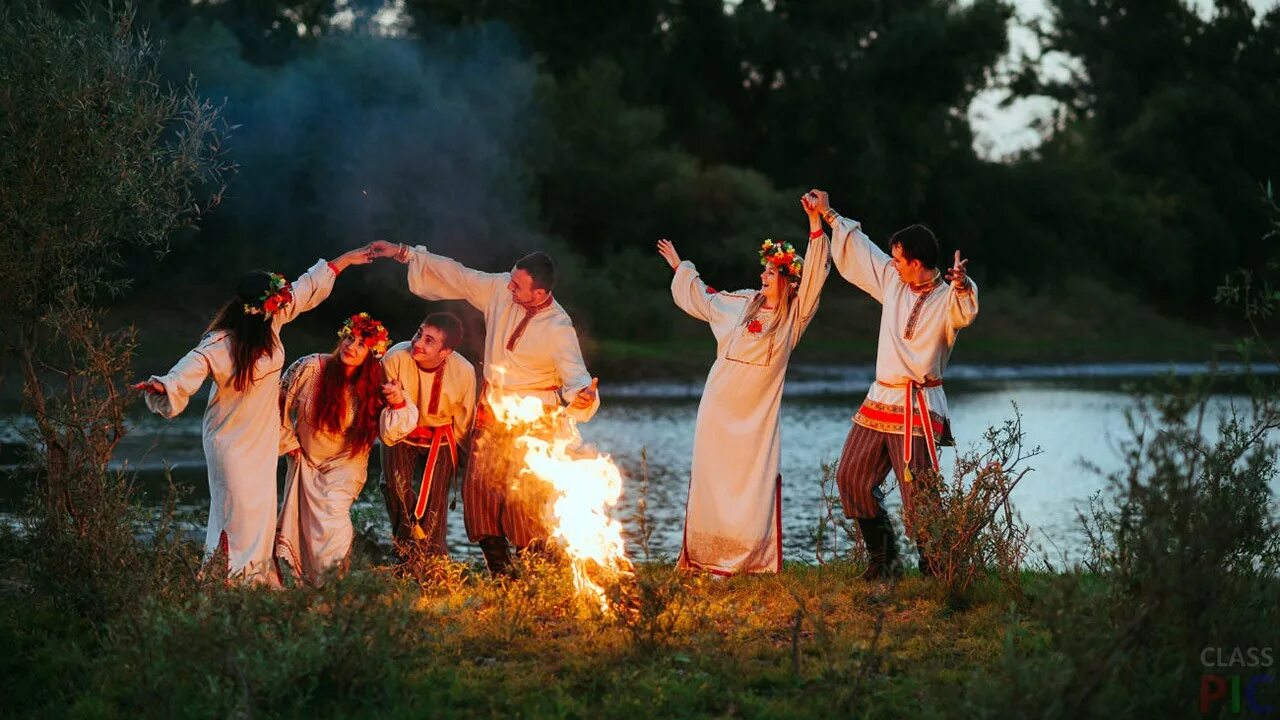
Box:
[40,0,1280,376]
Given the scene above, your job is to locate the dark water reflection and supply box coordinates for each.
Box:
[2,372,1271,565]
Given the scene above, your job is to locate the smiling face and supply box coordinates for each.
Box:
[759,263,782,304]
[506,268,549,307]
[337,334,370,367]
[890,243,932,286]
[409,323,452,371]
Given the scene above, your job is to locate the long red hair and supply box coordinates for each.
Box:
[312,344,385,455]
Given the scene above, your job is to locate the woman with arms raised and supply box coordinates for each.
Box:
[658,193,831,575]
[135,247,373,586]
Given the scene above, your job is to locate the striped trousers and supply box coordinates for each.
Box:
[461,413,555,548]
[380,441,455,558]
[835,422,936,530]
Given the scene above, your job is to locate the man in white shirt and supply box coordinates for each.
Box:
[809,189,979,580]
[380,312,476,560]
[368,241,599,575]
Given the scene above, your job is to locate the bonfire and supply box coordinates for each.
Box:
[484,369,634,612]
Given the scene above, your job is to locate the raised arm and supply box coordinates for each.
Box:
[793,193,833,338]
[135,335,218,419]
[809,189,891,303]
[661,239,716,323]
[945,249,980,329]
[368,239,506,312]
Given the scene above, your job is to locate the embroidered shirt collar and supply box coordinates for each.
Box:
[908,271,942,295]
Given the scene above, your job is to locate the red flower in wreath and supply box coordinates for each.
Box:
[747,318,763,334]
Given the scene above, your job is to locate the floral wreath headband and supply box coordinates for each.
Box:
[338,312,392,358]
[243,272,293,319]
[759,239,803,280]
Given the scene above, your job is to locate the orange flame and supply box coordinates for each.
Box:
[486,368,632,611]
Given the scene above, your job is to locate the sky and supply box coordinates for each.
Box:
[968,0,1280,159]
[339,0,1278,161]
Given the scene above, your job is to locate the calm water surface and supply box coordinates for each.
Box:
[3,365,1272,565]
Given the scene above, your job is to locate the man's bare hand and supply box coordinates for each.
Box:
[367,240,404,261]
[945,250,971,290]
[569,377,599,410]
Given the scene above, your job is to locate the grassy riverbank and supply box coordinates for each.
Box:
[0,551,1049,718]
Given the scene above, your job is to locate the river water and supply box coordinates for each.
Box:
[2,363,1273,566]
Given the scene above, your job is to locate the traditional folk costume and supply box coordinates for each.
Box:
[144,260,341,586]
[673,232,831,575]
[274,340,417,584]
[400,248,599,570]
[378,341,476,558]
[827,214,979,573]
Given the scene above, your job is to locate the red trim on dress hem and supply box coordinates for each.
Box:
[773,473,783,573]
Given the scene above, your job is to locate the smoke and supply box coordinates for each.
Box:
[161,19,544,269]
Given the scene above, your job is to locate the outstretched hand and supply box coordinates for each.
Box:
[656,238,681,271]
[945,250,970,290]
[331,244,376,272]
[131,380,165,396]
[569,377,599,410]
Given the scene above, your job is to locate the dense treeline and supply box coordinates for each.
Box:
[37,0,1280,344]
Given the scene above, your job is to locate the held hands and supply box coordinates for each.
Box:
[656,239,681,271]
[366,240,403,261]
[807,189,832,217]
[801,191,821,221]
[945,250,971,290]
[381,379,406,407]
[569,377,599,411]
[131,380,165,396]
[331,244,377,272]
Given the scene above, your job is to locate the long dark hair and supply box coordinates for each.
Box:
[206,271,279,392]
[312,346,385,455]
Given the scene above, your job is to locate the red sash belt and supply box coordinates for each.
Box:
[875,377,943,483]
[404,424,457,519]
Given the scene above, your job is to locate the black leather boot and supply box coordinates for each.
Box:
[855,516,884,580]
[479,536,514,577]
[858,516,902,581]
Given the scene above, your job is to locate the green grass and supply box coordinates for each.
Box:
[0,554,1048,719]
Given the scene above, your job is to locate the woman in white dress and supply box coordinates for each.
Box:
[135,248,372,586]
[275,312,416,585]
[657,194,830,575]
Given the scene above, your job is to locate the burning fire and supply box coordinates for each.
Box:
[485,370,632,611]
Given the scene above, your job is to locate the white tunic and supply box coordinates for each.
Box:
[828,216,979,437]
[379,342,476,444]
[144,260,337,586]
[275,354,416,585]
[402,248,599,421]
[674,233,830,575]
